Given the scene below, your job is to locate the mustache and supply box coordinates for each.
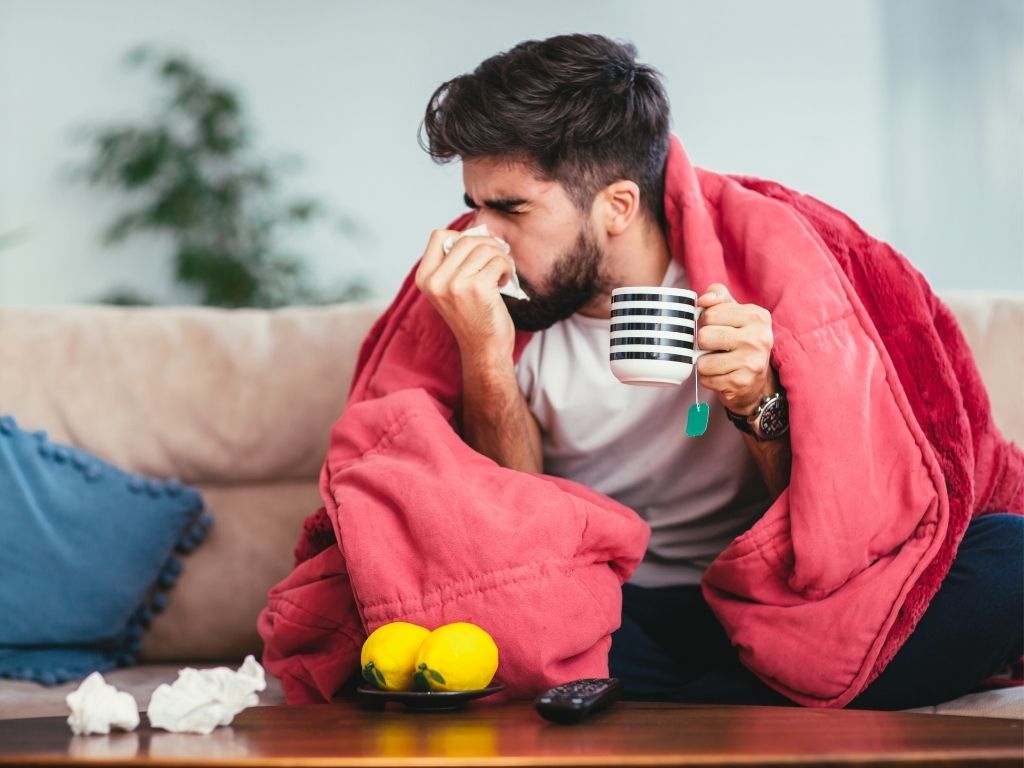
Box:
[502,230,610,332]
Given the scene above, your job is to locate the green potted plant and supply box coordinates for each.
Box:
[73,46,367,307]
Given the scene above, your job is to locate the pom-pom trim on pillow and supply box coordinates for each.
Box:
[0,413,212,686]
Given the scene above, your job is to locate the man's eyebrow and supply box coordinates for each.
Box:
[463,193,529,213]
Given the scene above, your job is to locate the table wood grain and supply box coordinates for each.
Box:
[0,701,1020,767]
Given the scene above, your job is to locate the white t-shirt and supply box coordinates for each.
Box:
[514,259,773,586]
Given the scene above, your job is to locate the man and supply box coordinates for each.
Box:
[259,33,1022,710]
[411,33,1022,708]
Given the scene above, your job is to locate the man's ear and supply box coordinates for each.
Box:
[598,180,641,236]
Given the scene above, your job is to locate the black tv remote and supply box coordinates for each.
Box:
[534,678,623,723]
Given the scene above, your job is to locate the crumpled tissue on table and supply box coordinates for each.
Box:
[66,672,140,736]
[442,224,530,301]
[146,655,266,735]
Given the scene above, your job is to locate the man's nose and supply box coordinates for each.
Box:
[471,208,506,241]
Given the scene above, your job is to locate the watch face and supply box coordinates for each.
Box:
[757,397,789,439]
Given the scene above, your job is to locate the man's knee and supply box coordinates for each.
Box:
[961,513,1023,571]
[957,513,1023,642]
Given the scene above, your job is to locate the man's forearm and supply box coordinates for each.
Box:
[460,354,543,474]
[739,367,791,500]
[742,431,791,500]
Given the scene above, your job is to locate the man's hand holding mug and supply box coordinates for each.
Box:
[609,281,776,416]
[694,283,776,416]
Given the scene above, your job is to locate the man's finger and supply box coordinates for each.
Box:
[698,302,751,329]
[416,229,459,288]
[433,239,505,290]
[696,351,744,378]
[699,368,760,397]
[697,282,733,308]
[476,253,513,289]
[696,324,741,353]
[452,249,511,290]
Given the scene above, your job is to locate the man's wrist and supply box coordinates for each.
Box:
[730,370,779,417]
[461,347,517,391]
[724,367,789,442]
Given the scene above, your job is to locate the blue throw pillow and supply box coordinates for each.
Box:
[0,413,211,686]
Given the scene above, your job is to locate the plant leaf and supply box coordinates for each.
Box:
[412,669,430,692]
[360,663,377,687]
[70,45,368,309]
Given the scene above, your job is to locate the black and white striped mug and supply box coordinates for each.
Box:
[609,286,707,386]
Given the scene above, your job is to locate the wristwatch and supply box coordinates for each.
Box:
[725,390,789,441]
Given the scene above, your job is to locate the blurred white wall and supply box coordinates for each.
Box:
[0,0,1020,305]
[882,0,1023,291]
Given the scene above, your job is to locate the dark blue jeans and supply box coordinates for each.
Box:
[609,513,1024,709]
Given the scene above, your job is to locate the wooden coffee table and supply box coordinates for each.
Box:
[0,700,1020,766]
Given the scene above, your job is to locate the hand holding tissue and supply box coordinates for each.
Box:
[442,224,530,301]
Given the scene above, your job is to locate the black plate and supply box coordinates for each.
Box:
[355,682,505,710]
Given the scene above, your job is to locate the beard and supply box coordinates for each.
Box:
[502,226,611,332]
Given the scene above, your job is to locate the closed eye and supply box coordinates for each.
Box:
[464,193,527,215]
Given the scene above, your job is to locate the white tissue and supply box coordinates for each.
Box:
[146,655,266,735]
[442,224,530,301]
[66,672,140,736]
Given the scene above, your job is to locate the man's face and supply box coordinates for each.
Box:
[461,157,612,331]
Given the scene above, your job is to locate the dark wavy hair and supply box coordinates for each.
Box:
[420,34,671,225]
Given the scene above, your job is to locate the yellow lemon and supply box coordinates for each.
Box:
[360,621,431,691]
[412,622,499,692]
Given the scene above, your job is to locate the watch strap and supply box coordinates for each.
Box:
[724,405,758,436]
[726,390,789,441]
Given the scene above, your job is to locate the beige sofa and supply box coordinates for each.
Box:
[0,293,1020,720]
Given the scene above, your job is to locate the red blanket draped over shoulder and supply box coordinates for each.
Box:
[259,135,1023,708]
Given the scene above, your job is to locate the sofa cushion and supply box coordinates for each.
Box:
[0,414,209,685]
[941,292,1024,446]
[905,687,1024,719]
[0,302,385,666]
[0,302,386,484]
[140,481,322,662]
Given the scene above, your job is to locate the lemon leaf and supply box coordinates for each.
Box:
[412,669,430,691]
[361,662,378,687]
[427,668,445,685]
[361,661,387,688]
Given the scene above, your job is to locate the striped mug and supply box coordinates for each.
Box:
[609,286,706,386]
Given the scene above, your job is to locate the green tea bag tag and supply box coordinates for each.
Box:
[685,375,709,437]
[686,402,709,437]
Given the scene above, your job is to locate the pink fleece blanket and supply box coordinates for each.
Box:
[258,299,651,704]
[259,135,1023,708]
